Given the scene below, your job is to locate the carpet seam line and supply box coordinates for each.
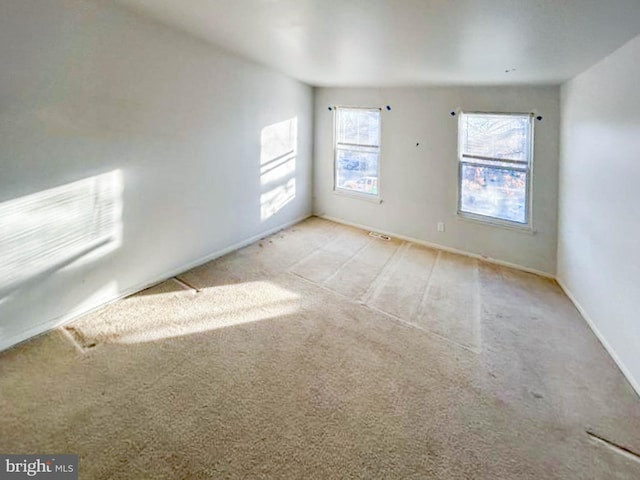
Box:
[414,250,441,320]
[287,224,345,272]
[321,237,374,286]
[360,241,410,305]
[58,326,88,354]
[365,304,481,355]
[173,276,200,293]
[289,270,480,355]
[587,431,640,464]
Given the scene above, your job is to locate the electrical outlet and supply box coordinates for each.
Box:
[437,222,445,232]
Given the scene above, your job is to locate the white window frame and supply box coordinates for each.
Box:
[457,111,534,230]
[333,106,382,203]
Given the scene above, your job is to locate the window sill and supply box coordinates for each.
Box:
[456,212,535,235]
[333,189,382,204]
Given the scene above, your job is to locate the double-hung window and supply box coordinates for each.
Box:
[458,112,533,227]
[334,107,381,198]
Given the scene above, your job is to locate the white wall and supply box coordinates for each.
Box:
[558,36,640,394]
[0,0,313,350]
[314,87,560,275]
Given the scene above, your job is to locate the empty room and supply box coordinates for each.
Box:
[1,0,639,478]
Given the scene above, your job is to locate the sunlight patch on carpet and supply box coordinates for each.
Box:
[65,279,300,347]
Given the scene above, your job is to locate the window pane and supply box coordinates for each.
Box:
[460,164,527,223]
[336,149,379,196]
[337,109,380,147]
[461,114,530,161]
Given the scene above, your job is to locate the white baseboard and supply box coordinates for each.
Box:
[0,213,311,353]
[318,214,555,279]
[556,277,640,398]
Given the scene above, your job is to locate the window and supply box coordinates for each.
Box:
[334,107,381,197]
[458,112,533,226]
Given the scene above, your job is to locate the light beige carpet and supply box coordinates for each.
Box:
[1,217,639,479]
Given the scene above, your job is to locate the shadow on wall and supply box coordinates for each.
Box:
[260,117,297,221]
[0,170,124,301]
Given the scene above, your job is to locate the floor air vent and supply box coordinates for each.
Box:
[369,231,391,241]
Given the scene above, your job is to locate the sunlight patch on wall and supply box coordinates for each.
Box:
[261,178,296,221]
[260,117,297,221]
[0,170,123,297]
